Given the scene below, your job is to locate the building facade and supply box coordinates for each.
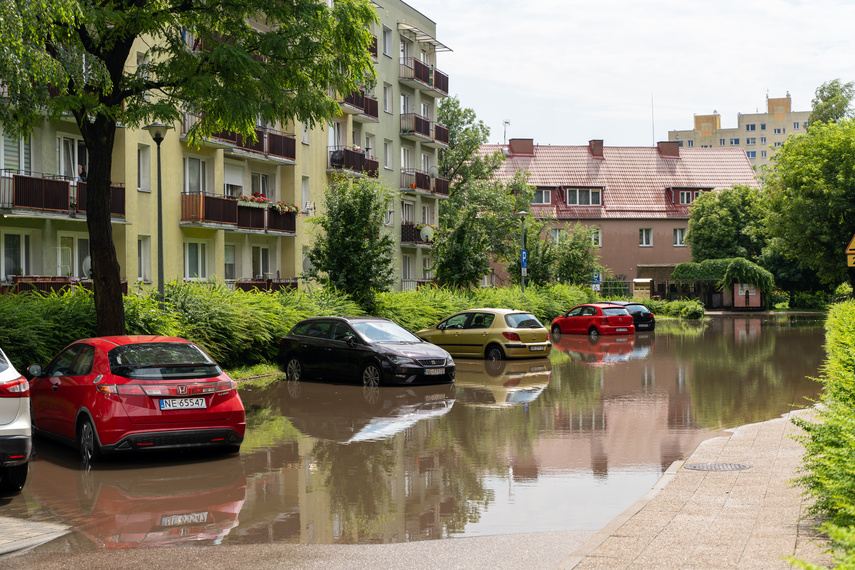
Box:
[483,139,760,295]
[667,94,810,170]
[0,0,449,293]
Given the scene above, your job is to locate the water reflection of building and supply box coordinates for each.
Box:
[236,382,460,544]
[453,358,551,407]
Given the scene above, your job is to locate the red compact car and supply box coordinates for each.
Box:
[550,303,636,338]
[27,336,245,462]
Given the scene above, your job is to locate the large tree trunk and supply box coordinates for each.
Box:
[81,116,126,336]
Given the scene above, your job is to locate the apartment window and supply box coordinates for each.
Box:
[57,134,87,181]
[746,137,756,145]
[550,228,562,244]
[383,84,392,114]
[760,123,766,130]
[760,136,766,144]
[677,141,683,148]
[746,124,756,131]
[400,92,411,115]
[137,144,151,191]
[401,146,412,170]
[774,128,784,135]
[566,187,601,206]
[591,228,602,247]
[365,134,375,157]
[423,256,434,280]
[401,200,415,224]
[252,246,269,278]
[673,228,687,246]
[251,172,269,197]
[774,142,782,148]
[402,254,412,280]
[761,150,767,158]
[2,232,30,276]
[384,140,393,169]
[382,27,392,57]
[793,121,800,130]
[686,140,693,147]
[301,176,310,212]
[639,228,652,247]
[2,134,32,171]
[533,188,551,204]
[137,236,151,282]
[746,151,756,158]
[224,163,244,198]
[301,122,310,144]
[729,138,740,145]
[184,240,208,280]
[421,204,434,225]
[58,233,90,278]
[400,38,411,60]
[183,155,208,194]
[719,138,725,146]
[679,190,695,204]
[224,244,236,280]
[136,52,150,102]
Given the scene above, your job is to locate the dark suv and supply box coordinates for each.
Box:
[603,301,655,331]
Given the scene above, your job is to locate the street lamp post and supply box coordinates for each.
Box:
[517,210,528,293]
[143,122,174,310]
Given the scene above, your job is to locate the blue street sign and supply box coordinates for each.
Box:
[521,249,528,268]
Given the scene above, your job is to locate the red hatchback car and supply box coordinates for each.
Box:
[550,303,636,338]
[27,336,245,462]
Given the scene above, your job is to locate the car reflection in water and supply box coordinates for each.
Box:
[26,440,246,549]
[555,332,655,366]
[276,380,457,443]
[453,358,551,407]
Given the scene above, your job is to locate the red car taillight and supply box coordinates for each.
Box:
[0,376,29,398]
[502,332,521,342]
[97,380,236,395]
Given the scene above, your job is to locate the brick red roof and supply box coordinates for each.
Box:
[480,143,760,220]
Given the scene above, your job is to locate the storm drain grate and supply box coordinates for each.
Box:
[684,462,751,472]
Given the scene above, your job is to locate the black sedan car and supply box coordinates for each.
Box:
[603,301,656,331]
[278,317,455,387]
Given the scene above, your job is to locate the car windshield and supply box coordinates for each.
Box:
[351,321,421,343]
[626,305,649,314]
[603,308,630,316]
[506,313,544,329]
[109,342,221,380]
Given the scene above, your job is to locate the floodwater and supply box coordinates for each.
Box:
[3,314,826,552]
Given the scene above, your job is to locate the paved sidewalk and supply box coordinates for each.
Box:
[559,407,833,569]
[0,516,68,556]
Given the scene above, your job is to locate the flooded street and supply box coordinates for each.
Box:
[3,315,826,552]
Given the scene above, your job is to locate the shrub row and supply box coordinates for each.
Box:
[0,283,702,372]
[793,300,855,567]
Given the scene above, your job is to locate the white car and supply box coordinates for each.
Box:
[0,347,30,494]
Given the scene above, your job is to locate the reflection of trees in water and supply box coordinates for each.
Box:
[312,439,396,543]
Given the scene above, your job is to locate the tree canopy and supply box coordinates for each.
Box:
[685,184,766,263]
[672,258,775,299]
[303,177,396,312]
[0,0,377,334]
[809,79,855,126]
[765,118,855,287]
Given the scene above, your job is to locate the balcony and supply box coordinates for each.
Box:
[401,170,431,193]
[433,177,450,197]
[423,122,450,149]
[399,58,449,97]
[339,90,379,123]
[400,113,432,142]
[369,35,378,59]
[181,193,297,234]
[0,276,128,294]
[0,170,125,217]
[181,113,296,162]
[401,278,435,292]
[328,146,377,178]
[400,223,434,246]
[234,278,298,292]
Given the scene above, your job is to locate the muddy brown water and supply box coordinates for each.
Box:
[3,315,825,551]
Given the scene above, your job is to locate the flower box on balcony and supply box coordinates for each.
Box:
[239,201,268,209]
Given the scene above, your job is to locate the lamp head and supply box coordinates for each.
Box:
[143,122,174,144]
[516,210,528,220]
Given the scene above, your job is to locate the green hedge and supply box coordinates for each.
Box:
[0,283,702,372]
[793,300,855,568]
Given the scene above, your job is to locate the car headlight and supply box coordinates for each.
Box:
[386,355,416,365]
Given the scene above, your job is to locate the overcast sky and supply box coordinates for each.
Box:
[404,0,855,147]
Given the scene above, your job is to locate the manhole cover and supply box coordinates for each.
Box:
[684,463,751,472]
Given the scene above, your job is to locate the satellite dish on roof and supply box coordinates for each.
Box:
[428,165,439,179]
[419,226,435,242]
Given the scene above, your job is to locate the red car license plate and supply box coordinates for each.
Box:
[160,397,206,410]
[616,328,628,332]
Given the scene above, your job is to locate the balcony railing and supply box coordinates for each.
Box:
[401,170,431,192]
[369,35,378,59]
[433,177,450,196]
[399,58,449,95]
[181,192,296,233]
[329,146,380,178]
[340,90,379,121]
[181,113,296,161]
[0,170,125,216]
[433,123,449,146]
[401,279,435,292]
[268,209,297,232]
[234,278,298,292]
[401,223,434,244]
[363,157,379,179]
[401,113,432,139]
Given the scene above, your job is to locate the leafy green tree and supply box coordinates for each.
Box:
[765,119,855,287]
[303,177,396,312]
[685,184,767,263]
[506,218,556,287]
[437,96,503,197]
[0,0,377,335]
[552,223,605,285]
[809,79,855,126]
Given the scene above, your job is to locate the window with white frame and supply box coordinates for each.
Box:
[57,134,87,181]
[729,138,740,145]
[686,140,693,147]
[384,140,393,169]
[746,124,756,131]
[251,172,269,197]
[252,246,270,278]
[137,144,151,191]
[58,232,91,278]
[747,151,756,158]
[184,240,208,279]
[383,84,392,113]
[793,121,800,130]
[2,134,32,172]
[673,228,687,246]
[224,244,236,280]
[746,137,756,145]
[136,52,150,102]
[183,155,208,194]
[421,152,432,172]
[422,256,434,279]
[550,228,562,244]
[421,203,434,225]
[400,92,411,115]
[302,122,310,144]
[719,138,725,146]
[364,134,375,157]
[137,235,151,282]
[401,200,415,224]
[639,228,652,247]
[591,227,602,247]
[301,176,310,212]
[533,188,551,204]
[566,187,601,206]
[420,101,431,121]
[402,254,413,280]
[678,190,700,204]
[224,163,244,198]
[774,142,782,148]
[774,128,784,135]
[400,38,411,60]
[760,123,766,130]
[761,150,767,158]
[382,27,392,57]
[2,232,30,277]
[401,146,412,170]
[760,136,766,144]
